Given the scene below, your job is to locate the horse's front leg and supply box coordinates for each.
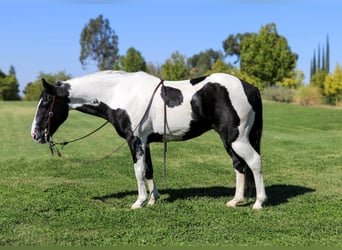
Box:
[131,157,148,209]
[128,136,148,209]
[145,144,160,206]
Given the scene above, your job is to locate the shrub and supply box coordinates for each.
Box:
[262,87,296,103]
[295,85,322,106]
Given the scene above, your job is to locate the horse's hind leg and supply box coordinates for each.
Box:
[225,148,247,207]
[145,144,160,205]
[227,169,246,207]
[231,140,267,209]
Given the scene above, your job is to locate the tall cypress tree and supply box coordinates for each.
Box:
[310,35,330,80]
[317,45,321,71]
[326,35,330,73]
[322,47,326,73]
[311,51,317,79]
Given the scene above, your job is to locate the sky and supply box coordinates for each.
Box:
[1,0,342,95]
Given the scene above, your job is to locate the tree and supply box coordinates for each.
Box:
[240,23,298,87]
[0,68,20,100]
[9,65,16,76]
[277,69,304,89]
[146,62,162,78]
[118,47,146,72]
[222,33,254,64]
[324,63,342,105]
[325,35,330,74]
[23,71,71,101]
[205,59,231,74]
[187,49,223,77]
[310,35,330,89]
[79,15,119,70]
[310,69,327,91]
[161,51,189,80]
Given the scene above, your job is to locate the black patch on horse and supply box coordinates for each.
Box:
[183,83,240,143]
[190,75,207,85]
[75,102,144,163]
[160,86,183,108]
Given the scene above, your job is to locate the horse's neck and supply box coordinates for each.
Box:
[66,71,160,109]
[67,73,117,108]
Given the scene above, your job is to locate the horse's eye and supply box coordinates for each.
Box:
[41,95,52,107]
[42,99,49,106]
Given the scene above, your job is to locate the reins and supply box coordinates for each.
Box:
[46,79,169,188]
[47,121,109,157]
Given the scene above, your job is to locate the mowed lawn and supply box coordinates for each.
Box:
[0,101,341,246]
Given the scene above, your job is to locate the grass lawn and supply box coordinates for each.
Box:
[0,101,341,246]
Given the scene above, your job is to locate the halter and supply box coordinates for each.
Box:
[44,92,56,153]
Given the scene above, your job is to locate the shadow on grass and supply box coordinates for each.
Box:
[92,184,315,207]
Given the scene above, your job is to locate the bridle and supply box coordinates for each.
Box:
[44,94,56,145]
[43,89,110,156]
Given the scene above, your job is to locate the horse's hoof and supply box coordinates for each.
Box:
[131,201,144,209]
[252,202,263,210]
[147,193,160,206]
[226,200,237,208]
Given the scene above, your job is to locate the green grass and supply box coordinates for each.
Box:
[0,101,341,246]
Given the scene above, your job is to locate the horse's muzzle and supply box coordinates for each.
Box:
[31,129,48,144]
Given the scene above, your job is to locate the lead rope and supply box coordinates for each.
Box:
[163,83,168,190]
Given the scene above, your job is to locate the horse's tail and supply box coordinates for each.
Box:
[245,83,263,198]
[249,87,263,155]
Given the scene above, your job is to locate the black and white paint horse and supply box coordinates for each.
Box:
[31,71,267,209]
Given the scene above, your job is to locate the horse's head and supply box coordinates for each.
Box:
[31,79,70,144]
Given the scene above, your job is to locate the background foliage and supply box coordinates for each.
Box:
[2,16,342,106]
[0,67,20,101]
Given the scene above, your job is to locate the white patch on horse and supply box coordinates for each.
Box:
[131,157,148,209]
[31,98,42,140]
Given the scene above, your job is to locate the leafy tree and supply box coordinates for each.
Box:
[277,69,304,89]
[324,63,342,105]
[23,71,71,101]
[187,49,223,77]
[80,15,119,70]
[206,59,231,74]
[146,62,162,78]
[0,68,20,100]
[161,51,189,80]
[118,47,146,72]
[222,33,254,64]
[310,69,327,91]
[240,23,298,87]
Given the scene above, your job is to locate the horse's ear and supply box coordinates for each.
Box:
[42,78,55,94]
[55,82,70,97]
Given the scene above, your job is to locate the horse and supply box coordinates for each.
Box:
[31,70,267,209]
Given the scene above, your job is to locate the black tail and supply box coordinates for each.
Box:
[249,87,263,155]
[242,81,263,198]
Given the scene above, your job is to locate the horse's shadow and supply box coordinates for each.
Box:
[92,184,315,207]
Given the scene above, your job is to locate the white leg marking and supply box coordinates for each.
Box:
[226,170,246,207]
[131,158,147,209]
[147,179,160,206]
[232,141,267,209]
